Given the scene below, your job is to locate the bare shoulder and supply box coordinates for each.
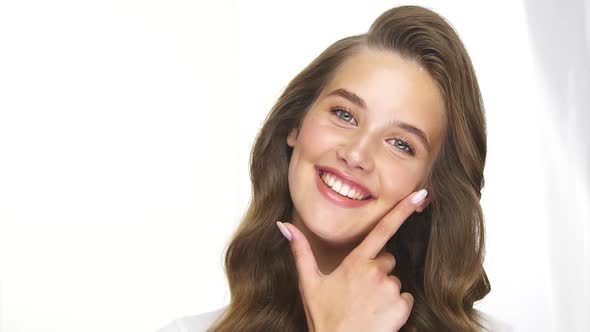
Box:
[476,310,513,332]
[157,306,228,332]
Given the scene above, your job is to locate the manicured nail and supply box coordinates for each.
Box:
[410,189,428,205]
[276,221,292,241]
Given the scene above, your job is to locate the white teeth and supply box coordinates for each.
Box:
[340,184,350,196]
[332,180,342,192]
[319,171,368,200]
[327,175,335,186]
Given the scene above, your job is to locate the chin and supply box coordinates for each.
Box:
[302,212,365,247]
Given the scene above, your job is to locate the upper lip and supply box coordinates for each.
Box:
[316,165,375,198]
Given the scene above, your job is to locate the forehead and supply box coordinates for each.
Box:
[322,48,444,115]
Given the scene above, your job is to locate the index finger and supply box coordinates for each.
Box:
[352,189,427,260]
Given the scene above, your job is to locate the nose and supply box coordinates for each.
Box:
[336,135,375,172]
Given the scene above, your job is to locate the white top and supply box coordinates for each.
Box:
[157,306,512,332]
[157,306,227,332]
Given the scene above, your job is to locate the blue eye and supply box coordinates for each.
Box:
[330,107,416,157]
[330,107,358,126]
[389,137,416,156]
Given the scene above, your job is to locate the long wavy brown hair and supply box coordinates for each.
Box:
[209,5,490,332]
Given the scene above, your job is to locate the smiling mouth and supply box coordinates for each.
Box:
[318,170,372,201]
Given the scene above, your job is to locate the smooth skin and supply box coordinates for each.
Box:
[278,188,426,332]
[278,48,445,331]
[285,48,444,275]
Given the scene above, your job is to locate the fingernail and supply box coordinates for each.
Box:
[276,221,292,241]
[410,189,428,205]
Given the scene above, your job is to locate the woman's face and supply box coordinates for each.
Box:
[287,48,445,247]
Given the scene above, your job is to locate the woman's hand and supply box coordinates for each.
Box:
[277,189,427,332]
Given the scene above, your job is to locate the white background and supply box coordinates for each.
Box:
[1,1,588,331]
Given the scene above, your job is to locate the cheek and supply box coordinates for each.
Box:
[287,117,326,190]
[378,162,427,204]
[294,114,336,159]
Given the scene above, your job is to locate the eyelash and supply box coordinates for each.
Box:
[329,106,416,156]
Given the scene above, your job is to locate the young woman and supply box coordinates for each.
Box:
[160,5,511,332]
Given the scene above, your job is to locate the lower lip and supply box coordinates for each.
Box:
[315,169,373,208]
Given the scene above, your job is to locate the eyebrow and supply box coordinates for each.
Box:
[326,88,432,153]
[327,88,367,109]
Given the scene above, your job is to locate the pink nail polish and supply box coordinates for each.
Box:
[410,189,428,205]
[276,221,292,241]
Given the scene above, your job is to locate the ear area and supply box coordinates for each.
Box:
[287,128,299,147]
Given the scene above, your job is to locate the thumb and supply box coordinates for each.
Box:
[277,221,322,289]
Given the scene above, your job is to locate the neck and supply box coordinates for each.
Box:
[291,212,357,275]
